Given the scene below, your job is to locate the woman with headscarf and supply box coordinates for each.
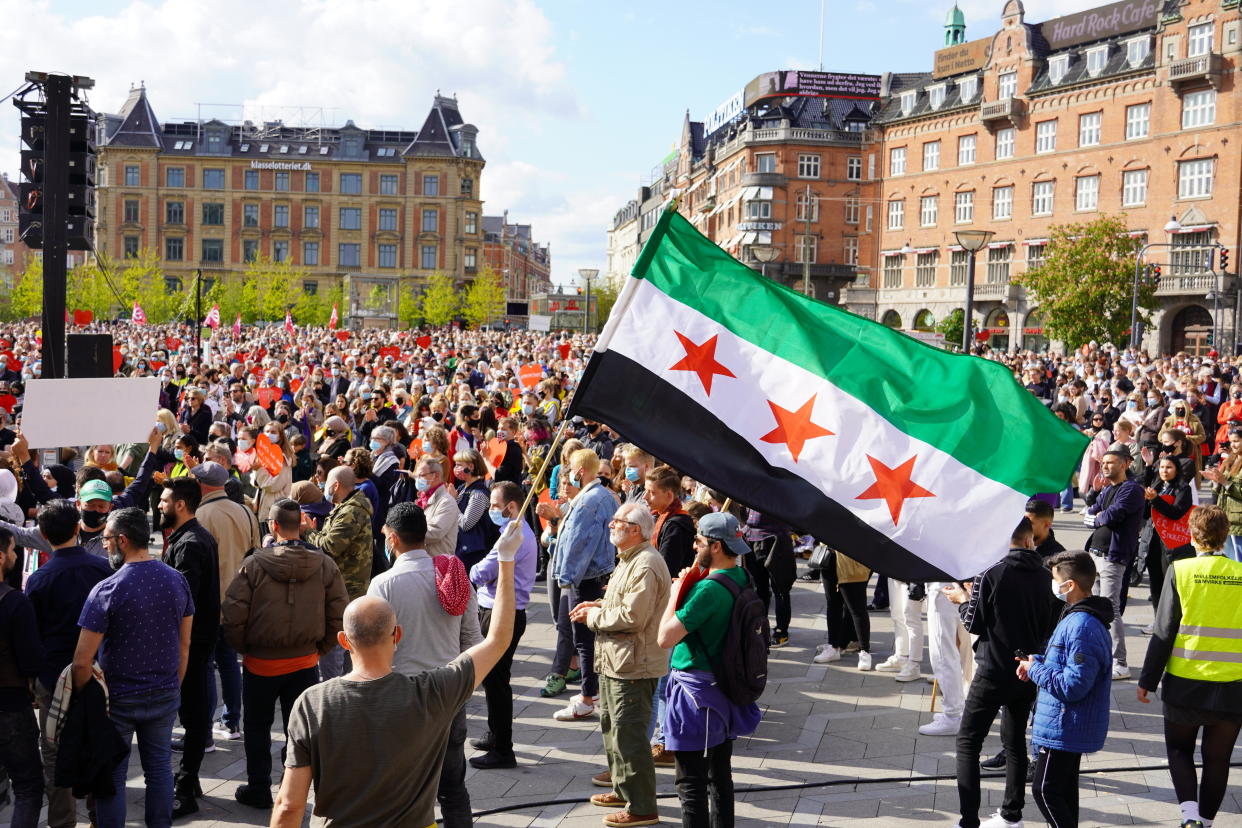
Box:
[0,468,22,525]
[316,415,352,461]
[1143,455,1195,613]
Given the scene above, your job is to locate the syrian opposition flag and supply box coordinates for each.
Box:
[328,303,339,330]
[569,208,1088,581]
[284,310,294,335]
[132,302,147,326]
[232,312,242,338]
[204,304,221,329]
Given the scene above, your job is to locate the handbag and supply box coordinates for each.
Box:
[807,543,833,571]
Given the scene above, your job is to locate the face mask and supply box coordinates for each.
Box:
[572,473,583,488]
[422,441,433,454]
[1056,394,1066,404]
[1126,401,1137,411]
[81,509,107,530]
[1233,391,1241,400]
[174,448,185,461]
[277,413,290,424]
[521,404,535,415]
[625,467,640,483]
[369,440,384,453]
[488,508,507,526]
[238,439,253,451]
[265,432,282,445]
[1148,397,1161,406]
[496,430,509,441]
[431,412,444,421]
[415,477,430,493]
[1051,579,1070,602]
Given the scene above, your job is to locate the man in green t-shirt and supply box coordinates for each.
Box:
[656,511,761,828]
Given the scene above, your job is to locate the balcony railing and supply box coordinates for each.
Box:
[1155,273,1217,295]
[1169,52,1223,88]
[980,98,1026,128]
[740,172,788,188]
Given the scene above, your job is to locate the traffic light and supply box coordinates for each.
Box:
[1221,248,1230,272]
[18,111,44,248]
[1147,263,1161,288]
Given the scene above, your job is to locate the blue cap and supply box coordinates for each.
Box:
[697,511,749,556]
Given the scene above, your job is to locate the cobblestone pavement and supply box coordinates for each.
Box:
[21,509,1240,826]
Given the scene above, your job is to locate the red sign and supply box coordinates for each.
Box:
[254,435,285,478]
[1153,496,1194,550]
[256,387,280,409]
[416,335,432,349]
[379,346,400,360]
[112,347,122,373]
[556,343,571,361]
[334,331,350,341]
[485,437,507,471]
[0,351,21,372]
[0,394,16,414]
[72,310,93,326]
[165,337,182,351]
[518,364,543,389]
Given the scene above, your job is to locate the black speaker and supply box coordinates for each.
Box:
[67,333,113,378]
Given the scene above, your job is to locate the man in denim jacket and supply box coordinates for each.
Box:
[1017,551,1113,828]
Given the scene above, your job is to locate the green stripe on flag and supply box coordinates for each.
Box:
[629,207,1087,495]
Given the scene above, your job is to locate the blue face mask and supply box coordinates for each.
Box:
[1052,579,1070,602]
[422,441,433,454]
[488,508,507,526]
[521,404,535,415]
[625,467,640,483]
[369,440,383,453]
[415,478,429,493]
[174,448,185,461]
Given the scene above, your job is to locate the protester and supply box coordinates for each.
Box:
[453,448,495,570]
[1204,428,1242,562]
[1083,450,1145,679]
[0,524,44,828]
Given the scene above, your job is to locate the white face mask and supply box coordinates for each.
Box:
[1051,579,1071,602]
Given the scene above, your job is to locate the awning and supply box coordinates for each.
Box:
[708,189,743,217]
[948,245,964,252]
[1126,230,1147,238]
[914,247,938,254]
[881,250,905,257]
[1172,224,1215,234]
[1023,238,1049,246]
[987,241,1012,249]
[740,231,758,246]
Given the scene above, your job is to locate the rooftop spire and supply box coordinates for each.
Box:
[945,3,966,45]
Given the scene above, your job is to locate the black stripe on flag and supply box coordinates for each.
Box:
[569,350,955,582]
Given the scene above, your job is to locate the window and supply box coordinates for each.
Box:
[795,192,819,222]
[1182,90,1216,128]
[119,236,137,258]
[461,177,474,196]
[420,245,437,269]
[795,235,817,264]
[928,85,946,109]
[844,196,860,225]
[421,208,439,232]
[380,174,398,195]
[273,240,289,263]
[275,172,289,192]
[165,237,183,261]
[797,154,821,178]
[339,173,362,194]
[1036,120,1057,153]
[958,76,978,102]
[745,200,772,220]
[914,253,936,287]
[305,172,320,193]
[955,191,974,223]
[339,208,362,230]
[923,141,940,171]
[274,204,289,228]
[338,243,361,267]
[1079,112,1101,146]
[755,153,777,173]
[465,211,478,234]
[423,175,439,196]
[464,248,478,270]
[202,169,224,189]
[988,130,1014,165]
[958,134,976,165]
[1032,181,1055,215]
[1178,158,1215,198]
[303,280,318,295]
[165,167,185,187]
[1048,54,1069,84]
[889,147,907,176]
[1172,230,1214,273]
[304,205,319,228]
[1126,103,1150,139]
[1027,243,1047,272]
[1128,36,1151,66]
[998,71,1017,99]
[950,250,969,285]
[1188,22,1214,56]
[244,169,259,190]
[920,195,938,227]
[378,244,397,268]
[865,205,872,232]
[887,199,904,230]
[987,245,1011,283]
[378,208,398,231]
[1086,45,1108,75]
[242,203,258,227]
[203,203,224,225]
[993,185,1014,220]
[243,239,259,263]
[900,91,916,115]
[882,256,903,288]
[846,156,862,181]
[1122,169,1149,206]
[1075,175,1100,211]
[123,199,140,223]
[201,239,223,263]
[303,242,319,266]
[165,201,184,224]
[124,165,140,186]
[844,237,859,266]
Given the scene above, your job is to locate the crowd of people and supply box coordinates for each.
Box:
[0,322,1237,828]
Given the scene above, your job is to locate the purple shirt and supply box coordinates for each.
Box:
[78,559,194,700]
[469,519,537,610]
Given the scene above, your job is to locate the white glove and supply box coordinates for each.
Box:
[1083,513,1097,528]
[496,520,523,562]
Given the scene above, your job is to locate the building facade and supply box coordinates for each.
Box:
[482,211,551,319]
[850,0,1242,355]
[95,86,486,324]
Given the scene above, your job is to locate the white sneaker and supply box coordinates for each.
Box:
[980,810,1024,827]
[813,644,841,664]
[895,661,922,682]
[1112,662,1132,680]
[1141,623,1154,635]
[918,713,961,736]
[857,651,873,671]
[552,695,597,721]
[875,654,904,672]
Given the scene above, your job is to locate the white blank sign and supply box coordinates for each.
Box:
[20,377,161,449]
[528,314,551,332]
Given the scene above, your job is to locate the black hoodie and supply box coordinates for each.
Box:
[959,547,1059,682]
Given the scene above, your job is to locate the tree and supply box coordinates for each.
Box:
[412,272,460,327]
[8,257,43,320]
[1016,214,1151,347]
[462,266,506,328]
[593,278,620,331]
[935,308,965,351]
[248,256,304,321]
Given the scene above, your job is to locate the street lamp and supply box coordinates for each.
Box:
[750,244,778,280]
[1129,215,1182,349]
[577,268,599,334]
[954,229,994,353]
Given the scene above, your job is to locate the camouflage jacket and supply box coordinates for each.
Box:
[307,489,374,599]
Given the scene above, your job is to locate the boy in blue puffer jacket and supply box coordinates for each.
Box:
[1016,550,1114,828]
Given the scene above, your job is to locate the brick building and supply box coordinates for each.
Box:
[481,211,551,319]
[95,85,486,325]
[850,0,1242,354]
[0,173,87,292]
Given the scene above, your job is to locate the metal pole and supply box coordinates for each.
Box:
[194,268,202,353]
[802,183,812,296]
[1213,284,1222,351]
[963,250,977,353]
[1130,244,1149,351]
[1234,268,1241,357]
[41,74,71,379]
[585,276,593,334]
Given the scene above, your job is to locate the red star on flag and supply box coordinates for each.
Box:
[856,455,936,525]
[759,394,834,462]
[669,331,736,395]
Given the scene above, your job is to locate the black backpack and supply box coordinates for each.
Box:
[704,570,771,705]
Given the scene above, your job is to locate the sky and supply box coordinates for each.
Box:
[1,0,1105,289]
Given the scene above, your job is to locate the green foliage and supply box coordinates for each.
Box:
[7,257,43,320]
[592,278,620,331]
[1016,214,1151,347]
[364,284,388,312]
[462,266,506,327]
[935,308,965,351]
[414,272,460,327]
[247,257,303,322]
[67,261,116,317]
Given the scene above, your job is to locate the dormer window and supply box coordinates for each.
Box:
[205,131,225,153]
[928,84,946,110]
[279,145,289,154]
[1086,45,1108,76]
[900,91,916,115]
[958,76,978,102]
[1048,55,1069,84]
[259,143,269,153]
[1127,36,1151,66]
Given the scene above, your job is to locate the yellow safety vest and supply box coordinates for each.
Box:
[1167,554,1242,682]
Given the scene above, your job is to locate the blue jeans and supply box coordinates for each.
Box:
[97,690,179,828]
[208,632,242,731]
[0,708,44,828]
[646,672,670,743]
[1059,486,1074,510]
[1226,535,1242,563]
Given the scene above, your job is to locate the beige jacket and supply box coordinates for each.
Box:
[198,489,263,600]
[586,540,671,680]
[423,484,460,558]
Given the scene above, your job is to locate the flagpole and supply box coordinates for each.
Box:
[518,418,572,517]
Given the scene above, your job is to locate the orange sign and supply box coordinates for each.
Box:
[1153,496,1194,550]
[485,438,507,470]
[254,435,285,478]
[256,387,280,409]
[519,364,542,389]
